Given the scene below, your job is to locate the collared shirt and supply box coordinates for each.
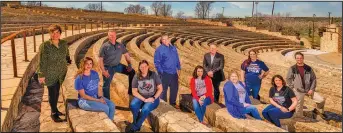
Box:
[210,54,215,64]
[37,39,69,86]
[154,43,181,74]
[99,41,128,67]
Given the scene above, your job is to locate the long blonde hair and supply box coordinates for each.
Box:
[75,57,95,79]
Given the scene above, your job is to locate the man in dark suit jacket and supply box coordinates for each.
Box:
[203,44,225,103]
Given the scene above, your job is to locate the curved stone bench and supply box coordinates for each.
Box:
[230,40,293,49]
[179,94,287,132]
[243,45,303,55]
[238,42,297,53]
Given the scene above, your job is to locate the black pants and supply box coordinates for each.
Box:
[47,82,61,114]
[212,79,221,103]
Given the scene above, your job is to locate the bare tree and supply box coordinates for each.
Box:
[160,2,172,17]
[215,13,224,19]
[25,1,48,7]
[150,2,162,16]
[194,2,214,19]
[175,11,185,19]
[124,4,147,14]
[84,3,103,11]
[285,12,291,18]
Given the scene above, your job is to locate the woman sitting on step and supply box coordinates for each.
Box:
[129,60,163,132]
[74,57,115,120]
[262,75,297,127]
[190,65,214,125]
[223,71,262,120]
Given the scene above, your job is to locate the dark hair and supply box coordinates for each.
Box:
[242,50,258,69]
[48,24,62,34]
[294,51,304,59]
[137,60,152,79]
[271,75,286,88]
[192,65,206,79]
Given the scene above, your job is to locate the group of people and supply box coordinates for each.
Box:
[37,24,325,132]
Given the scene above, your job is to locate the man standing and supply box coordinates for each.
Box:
[154,34,181,109]
[203,44,225,103]
[286,52,325,118]
[99,30,136,100]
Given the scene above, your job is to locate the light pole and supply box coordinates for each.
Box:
[328,12,331,25]
[252,1,254,18]
[255,2,259,25]
[222,7,225,17]
[312,14,316,46]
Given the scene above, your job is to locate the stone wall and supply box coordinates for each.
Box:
[320,24,341,53]
[338,27,342,53]
[186,19,227,26]
[232,21,311,49]
[1,55,39,132]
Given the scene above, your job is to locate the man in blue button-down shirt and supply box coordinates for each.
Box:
[154,34,181,108]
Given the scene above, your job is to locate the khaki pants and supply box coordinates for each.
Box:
[294,90,325,117]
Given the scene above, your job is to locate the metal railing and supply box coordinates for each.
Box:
[0,22,129,77]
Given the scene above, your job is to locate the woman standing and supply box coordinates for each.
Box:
[240,50,269,100]
[223,71,262,120]
[74,57,115,120]
[129,60,163,132]
[37,24,71,122]
[262,75,297,127]
[190,65,214,125]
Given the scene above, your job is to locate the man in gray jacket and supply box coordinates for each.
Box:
[286,52,325,118]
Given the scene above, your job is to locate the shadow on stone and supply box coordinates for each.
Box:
[11,76,44,132]
[115,106,130,111]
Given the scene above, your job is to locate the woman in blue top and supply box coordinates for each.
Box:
[240,50,269,100]
[74,57,115,120]
[223,71,262,120]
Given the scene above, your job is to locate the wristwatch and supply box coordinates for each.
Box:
[152,96,156,100]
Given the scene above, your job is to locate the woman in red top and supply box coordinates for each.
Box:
[190,65,214,125]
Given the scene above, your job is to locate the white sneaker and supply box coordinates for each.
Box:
[281,125,288,131]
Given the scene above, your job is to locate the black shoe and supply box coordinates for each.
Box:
[128,128,136,133]
[51,113,65,122]
[56,111,65,116]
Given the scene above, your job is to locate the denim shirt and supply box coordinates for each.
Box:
[154,44,181,74]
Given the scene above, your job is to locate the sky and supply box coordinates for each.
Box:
[39,1,342,18]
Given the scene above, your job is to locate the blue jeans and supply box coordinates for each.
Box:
[246,81,262,100]
[243,105,262,120]
[78,97,115,120]
[130,97,160,130]
[262,104,294,127]
[192,97,211,122]
[102,63,136,99]
[160,73,179,105]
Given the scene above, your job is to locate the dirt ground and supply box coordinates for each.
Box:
[316,52,342,65]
